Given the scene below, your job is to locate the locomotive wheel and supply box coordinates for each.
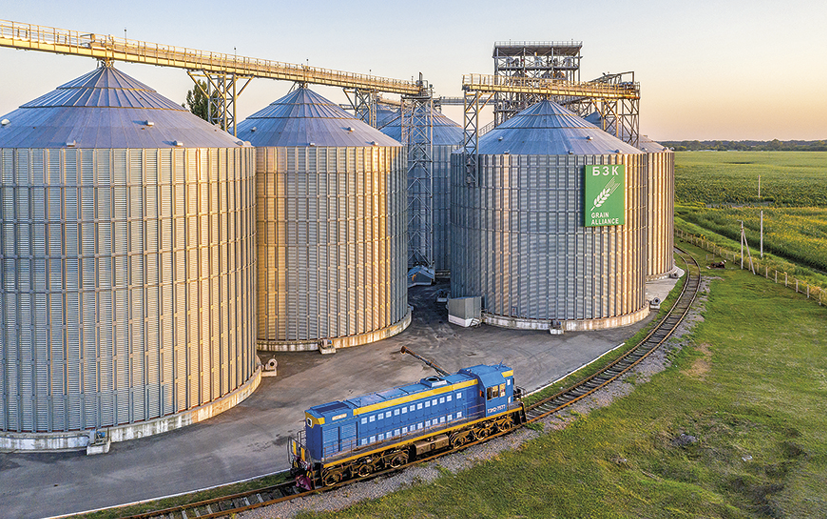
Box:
[388,452,408,468]
[472,426,489,441]
[356,463,374,478]
[322,469,343,487]
[450,433,468,448]
[496,419,513,432]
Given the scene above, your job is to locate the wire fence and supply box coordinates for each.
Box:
[675,229,825,306]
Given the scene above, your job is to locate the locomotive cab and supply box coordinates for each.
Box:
[459,364,515,417]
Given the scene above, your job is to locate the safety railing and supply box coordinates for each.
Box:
[0,19,420,94]
[462,73,639,99]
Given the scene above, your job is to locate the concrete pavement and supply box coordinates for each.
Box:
[0,278,678,519]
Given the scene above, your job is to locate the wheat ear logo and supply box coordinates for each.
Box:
[590,177,620,212]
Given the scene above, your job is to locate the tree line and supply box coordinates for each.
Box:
[661,140,827,152]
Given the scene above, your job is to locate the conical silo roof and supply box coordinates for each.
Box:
[638,134,671,153]
[0,64,244,149]
[378,108,463,146]
[375,105,400,129]
[478,101,642,155]
[235,87,400,147]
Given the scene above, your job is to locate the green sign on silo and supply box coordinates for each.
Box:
[585,164,625,227]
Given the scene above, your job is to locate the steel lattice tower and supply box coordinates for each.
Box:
[492,41,582,126]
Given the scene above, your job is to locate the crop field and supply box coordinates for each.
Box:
[675,151,827,278]
[674,151,827,207]
[677,206,827,273]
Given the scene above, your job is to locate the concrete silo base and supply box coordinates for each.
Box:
[0,368,262,453]
[482,305,650,332]
[646,264,680,282]
[256,307,413,353]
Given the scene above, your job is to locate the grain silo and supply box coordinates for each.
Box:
[639,135,675,280]
[0,63,259,451]
[379,108,463,276]
[584,112,675,281]
[450,100,648,331]
[236,88,409,352]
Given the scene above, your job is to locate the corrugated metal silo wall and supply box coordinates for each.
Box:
[450,153,647,321]
[0,147,257,433]
[255,146,408,344]
[432,144,456,274]
[647,150,675,279]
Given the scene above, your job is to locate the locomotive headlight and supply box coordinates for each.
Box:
[306,418,313,428]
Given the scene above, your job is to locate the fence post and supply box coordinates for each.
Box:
[785,272,788,286]
[775,270,778,283]
[807,285,810,298]
[765,265,768,278]
[796,279,799,293]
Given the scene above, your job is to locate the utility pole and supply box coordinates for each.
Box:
[739,221,756,274]
[760,210,764,259]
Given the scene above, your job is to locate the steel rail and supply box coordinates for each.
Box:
[462,73,639,99]
[118,247,699,519]
[0,19,420,95]
[524,247,700,423]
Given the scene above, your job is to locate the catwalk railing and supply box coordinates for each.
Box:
[0,19,421,94]
[462,73,639,99]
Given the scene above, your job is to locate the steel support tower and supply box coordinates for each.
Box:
[492,41,582,125]
[563,71,640,147]
[461,73,640,183]
[401,74,435,272]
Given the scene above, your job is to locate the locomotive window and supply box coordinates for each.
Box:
[500,383,506,394]
[306,418,312,427]
[448,414,453,421]
[425,401,430,408]
[394,409,400,416]
[369,415,375,423]
[417,403,423,410]
[402,407,407,414]
[507,379,511,385]
[456,392,462,399]
[402,426,408,433]
[361,439,368,446]
[425,420,431,427]
[386,411,392,419]
[457,411,463,418]
[446,395,452,402]
[369,435,376,443]
[432,399,437,406]
[439,397,445,404]
[394,428,400,436]
[378,433,384,441]
[410,405,416,412]
[440,416,446,423]
[361,417,367,425]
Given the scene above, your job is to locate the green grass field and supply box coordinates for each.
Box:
[299,245,827,518]
[674,151,827,207]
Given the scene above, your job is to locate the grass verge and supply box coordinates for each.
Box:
[71,472,290,519]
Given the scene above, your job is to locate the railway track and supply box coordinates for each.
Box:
[122,247,701,519]
[524,246,701,423]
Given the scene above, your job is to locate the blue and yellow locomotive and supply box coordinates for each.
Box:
[289,359,525,487]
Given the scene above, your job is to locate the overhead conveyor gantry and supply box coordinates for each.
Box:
[0,19,423,134]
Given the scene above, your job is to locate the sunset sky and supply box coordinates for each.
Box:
[1,0,825,141]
